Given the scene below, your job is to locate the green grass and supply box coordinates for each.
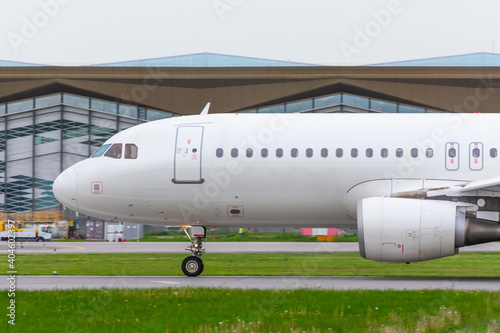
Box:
[2,288,500,332]
[3,252,500,277]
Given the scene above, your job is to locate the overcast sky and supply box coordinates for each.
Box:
[1,0,499,66]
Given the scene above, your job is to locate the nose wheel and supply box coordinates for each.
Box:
[182,226,206,277]
[182,256,204,276]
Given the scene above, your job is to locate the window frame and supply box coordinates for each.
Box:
[124,143,138,159]
[104,143,123,159]
[91,144,111,158]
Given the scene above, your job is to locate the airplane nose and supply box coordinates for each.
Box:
[53,167,78,211]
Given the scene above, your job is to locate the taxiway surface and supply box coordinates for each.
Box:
[5,275,500,291]
[2,241,500,254]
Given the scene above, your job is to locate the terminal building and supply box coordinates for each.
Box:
[1,52,500,216]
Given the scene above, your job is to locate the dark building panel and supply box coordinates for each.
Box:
[1,66,500,114]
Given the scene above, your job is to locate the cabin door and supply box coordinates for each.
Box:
[172,126,204,184]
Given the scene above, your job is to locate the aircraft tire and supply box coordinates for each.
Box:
[182,256,204,277]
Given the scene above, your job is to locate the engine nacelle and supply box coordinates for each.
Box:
[358,197,500,262]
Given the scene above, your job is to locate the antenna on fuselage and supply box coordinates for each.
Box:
[200,102,211,115]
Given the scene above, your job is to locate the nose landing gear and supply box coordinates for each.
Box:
[182,226,206,277]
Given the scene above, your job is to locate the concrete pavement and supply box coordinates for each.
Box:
[2,241,499,254]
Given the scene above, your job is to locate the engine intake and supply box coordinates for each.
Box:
[357,197,500,262]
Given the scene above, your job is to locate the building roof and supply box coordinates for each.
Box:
[3,52,500,67]
[1,52,500,114]
[94,52,318,67]
[0,60,44,67]
[372,52,500,66]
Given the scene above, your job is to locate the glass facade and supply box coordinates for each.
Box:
[239,93,443,114]
[258,105,285,113]
[0,93,176,211]
[286,100,313,113]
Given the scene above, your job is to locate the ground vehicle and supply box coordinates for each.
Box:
[0,221,52,242]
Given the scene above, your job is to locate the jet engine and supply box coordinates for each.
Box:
[357,197,500,262]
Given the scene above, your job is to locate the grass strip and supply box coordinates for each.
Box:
[2,252,500,277]
[2,288,500,332]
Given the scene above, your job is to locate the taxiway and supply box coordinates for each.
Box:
[1,241,500,254]
[5,275,500,291]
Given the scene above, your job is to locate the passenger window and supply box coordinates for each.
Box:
[306,148,313,158]
[276,148,283,158]
[411,148,418,158]
[491,148,498,158]
[261,148,268,158]
[216,148,223,158]
[366,148,373,158]
[321,148,328,158]
[91,144,111,158]
[473,148,480,158]
[336,148,343,158]
[351,148,358,158]
[426,148,434,158]
[246,148,253,158]
[449,148,456,158]
[231,148,238,158]
[125,144,138,159]
[396,148,403,158]
[104,144,122,159]
[291,148,298,158]
[381,148,388,158]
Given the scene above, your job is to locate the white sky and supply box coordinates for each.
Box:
[1,0,499,66]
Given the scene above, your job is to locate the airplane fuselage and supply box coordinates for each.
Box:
[54,112,499,228]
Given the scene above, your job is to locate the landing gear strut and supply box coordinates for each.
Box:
[182,226,206,277]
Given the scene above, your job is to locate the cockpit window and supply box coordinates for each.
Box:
[91,144,111,158]
[125,144,138,159]
[104,144,123,159]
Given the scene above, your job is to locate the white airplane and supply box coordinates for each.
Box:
[53,105,500,276]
